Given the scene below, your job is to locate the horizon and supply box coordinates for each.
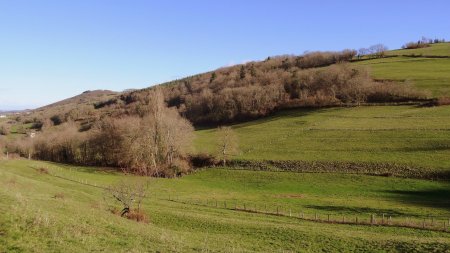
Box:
[1,0,449,110]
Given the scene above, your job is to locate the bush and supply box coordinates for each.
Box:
[37,168,49,174]
[127,210,149,223]
[402,42,430,49]
[190,153,219,168]
[0,125,10,135]
[50,115,63,126]
[426,97,450,107]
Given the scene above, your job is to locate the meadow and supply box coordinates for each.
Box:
[1,43,450,252]
[355,43,450,96]
[195,105,450,171]
[0,160,449,252]
[355,57,450,96]
[386,42,450,57]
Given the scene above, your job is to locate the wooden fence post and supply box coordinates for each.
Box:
[382,214,385,224]
[327,214,330,222]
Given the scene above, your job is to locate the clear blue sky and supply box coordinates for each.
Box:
[0,0,449,110]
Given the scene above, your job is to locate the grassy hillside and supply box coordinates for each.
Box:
[355,56,450,96]
[195,105,450,171]
[386,42,450,57]
[354,43,450,96]
[1,160,449,252]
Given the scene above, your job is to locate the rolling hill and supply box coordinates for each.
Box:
[1,42,450,252]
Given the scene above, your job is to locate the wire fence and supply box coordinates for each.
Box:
[166,197,450,233]
[31,163,450,233]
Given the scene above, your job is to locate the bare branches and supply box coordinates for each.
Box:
[105,178,148,217]
[216,126,239,166]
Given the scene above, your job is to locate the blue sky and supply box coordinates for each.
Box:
[0,0,449,110]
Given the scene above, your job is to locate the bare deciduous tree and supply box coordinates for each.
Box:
[105,178,148,217]
[216,126,239,166]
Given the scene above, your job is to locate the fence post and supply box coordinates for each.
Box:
[315,213,318,221]
[371,214,375,225]
[355,216,358,224]
[342,216,345,223]
[382,214,385,224]
[389,216,392,225]
[289,209,292,217]
[224,201,227,209]
[327,214,330,222]
[244,203,246,210]
[276,206,279,215]
[422,219,426,229]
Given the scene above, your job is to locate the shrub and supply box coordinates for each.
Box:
[50,115,63,126]
[127,210,149,223]
[189,153,219,168]
[37,168,49,174]
[402,42,430,49]
[0,124,10,135]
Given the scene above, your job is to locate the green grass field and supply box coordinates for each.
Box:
[2,43,450,252]
[195,105,450,171]
[386,42,450,57]
[355,57,450,96]
[355,43,450,96]
[0,160,449,252]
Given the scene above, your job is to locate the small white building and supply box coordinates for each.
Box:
[0,115,6,118]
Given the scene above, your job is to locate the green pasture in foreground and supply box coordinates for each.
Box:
[0,160,449,252]
[195,105,450,171]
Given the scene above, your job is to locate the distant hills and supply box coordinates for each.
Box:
[21,42,450,127]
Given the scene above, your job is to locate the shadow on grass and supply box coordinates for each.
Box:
[382,189,450,212]
[395,140,450,152]
[45,161,122,175]
[195,107,331,130]
[304,205,412,217]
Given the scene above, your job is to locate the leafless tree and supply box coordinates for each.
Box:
[105,179,148,217]
[216,126,239,166]
[369,44,388,58]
